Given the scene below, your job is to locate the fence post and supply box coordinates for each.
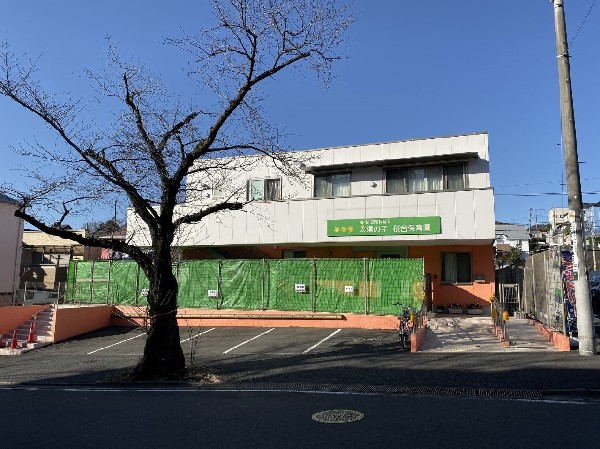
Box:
[89,260,95,304]
[217,260,222,310]
[261,259,266,311]
[106,259,112,305]
[71,261,77,304]
[364,258,369,315]
[311,258,317,313]
[134,263,140,306]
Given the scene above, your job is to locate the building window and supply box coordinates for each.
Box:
[441,252,472,284]
[386,164,466,193]
[314,173,351,197]
[247,178,281,201]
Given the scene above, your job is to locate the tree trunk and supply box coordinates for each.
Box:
[133,264,185,380]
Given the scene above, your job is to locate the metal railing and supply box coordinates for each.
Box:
[16,282,66,305]
[491,298,508,342]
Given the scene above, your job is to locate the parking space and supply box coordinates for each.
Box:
[73,326,398,359]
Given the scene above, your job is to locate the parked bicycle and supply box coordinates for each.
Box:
[392,302,413,349]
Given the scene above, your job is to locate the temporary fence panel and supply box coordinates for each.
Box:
[368,258,424,315]
[110,261,143,305]
[219,260,264,310]
[70,260,93,303]
[314,258,366,313]
[266,259,313,311]
[176,260,219,309]
[67,257,425,315]
[90,261,110,304]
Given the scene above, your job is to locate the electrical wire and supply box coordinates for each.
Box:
[569,0,597,47]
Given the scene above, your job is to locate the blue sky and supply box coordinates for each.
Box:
[1,1,599,229]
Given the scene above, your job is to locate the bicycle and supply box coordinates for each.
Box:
[392,303,413,349]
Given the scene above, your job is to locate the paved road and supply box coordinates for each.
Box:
[2,388,599,449]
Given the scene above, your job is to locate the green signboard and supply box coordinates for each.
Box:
[327,216,441,237]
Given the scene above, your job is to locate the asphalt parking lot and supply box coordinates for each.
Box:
[3,324,600,394]
[71,326,397,358]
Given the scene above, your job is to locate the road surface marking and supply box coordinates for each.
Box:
[302,329,342,353]
[87,332,146,355]
[180,328,215,343]
[223,328,275,354]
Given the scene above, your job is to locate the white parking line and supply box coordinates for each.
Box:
[302,329,342,354]
[223,328,275,354]
[180,328,215,343]
[87,332,146,355]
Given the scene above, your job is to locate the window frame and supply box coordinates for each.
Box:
[246,178,282,201]
[385,163,467,194]
[313,172,351,198]
[440,251,472,284]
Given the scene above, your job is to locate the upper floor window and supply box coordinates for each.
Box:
[247,178,281,201]
[314,173,351,197]
[386,163,466,193]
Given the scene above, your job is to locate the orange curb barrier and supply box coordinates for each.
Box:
[531,320,570,351]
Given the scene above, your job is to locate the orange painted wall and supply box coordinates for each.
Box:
[112,306,399,330]
[409,245,495,308]
[53,306,113,342]
[0,305,46,334]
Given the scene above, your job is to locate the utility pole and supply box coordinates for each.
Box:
[553,0,596,355]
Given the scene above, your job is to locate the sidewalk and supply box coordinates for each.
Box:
[420,315,559,353]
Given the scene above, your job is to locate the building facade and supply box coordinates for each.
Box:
[21,229,100,289]
[0,194,23,304]
[128,132,495,310]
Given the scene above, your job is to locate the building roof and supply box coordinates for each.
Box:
[0,192,19,205]
[495,223,529,241]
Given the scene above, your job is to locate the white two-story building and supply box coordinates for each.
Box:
[128,132,496,309]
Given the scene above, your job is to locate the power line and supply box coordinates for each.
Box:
[569,0,597,47]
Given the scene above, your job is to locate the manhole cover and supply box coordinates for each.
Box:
[311,409,364,424]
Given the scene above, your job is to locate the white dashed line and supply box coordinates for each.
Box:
[180,327,216,343]
[302,329,342,354]
[223,328,275,354]
[87,332,146,355]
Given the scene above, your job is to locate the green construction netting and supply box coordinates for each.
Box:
[220,260,264,310]
[66,257,424,315]
[368,258,425,315]
[314,258,366,313]
[176,260,219,308]
[266,259,313,311]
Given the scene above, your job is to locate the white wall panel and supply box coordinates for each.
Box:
[454,191,476,240]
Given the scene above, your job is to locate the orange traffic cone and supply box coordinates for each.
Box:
[10,330,18,349]
[27,322,36,344]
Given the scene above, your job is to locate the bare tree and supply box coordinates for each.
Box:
[0,0,351,379]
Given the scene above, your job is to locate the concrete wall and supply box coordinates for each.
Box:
[53,306,113,342]
[112,306,399,330]
[0,305,46,334]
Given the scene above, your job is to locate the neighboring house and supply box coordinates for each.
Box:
[97,227,128,260]
[547,207,571,247]
[0,193,23,305]
[20,229,100,289]
[494,223,530,256]
[128,132,496,309]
